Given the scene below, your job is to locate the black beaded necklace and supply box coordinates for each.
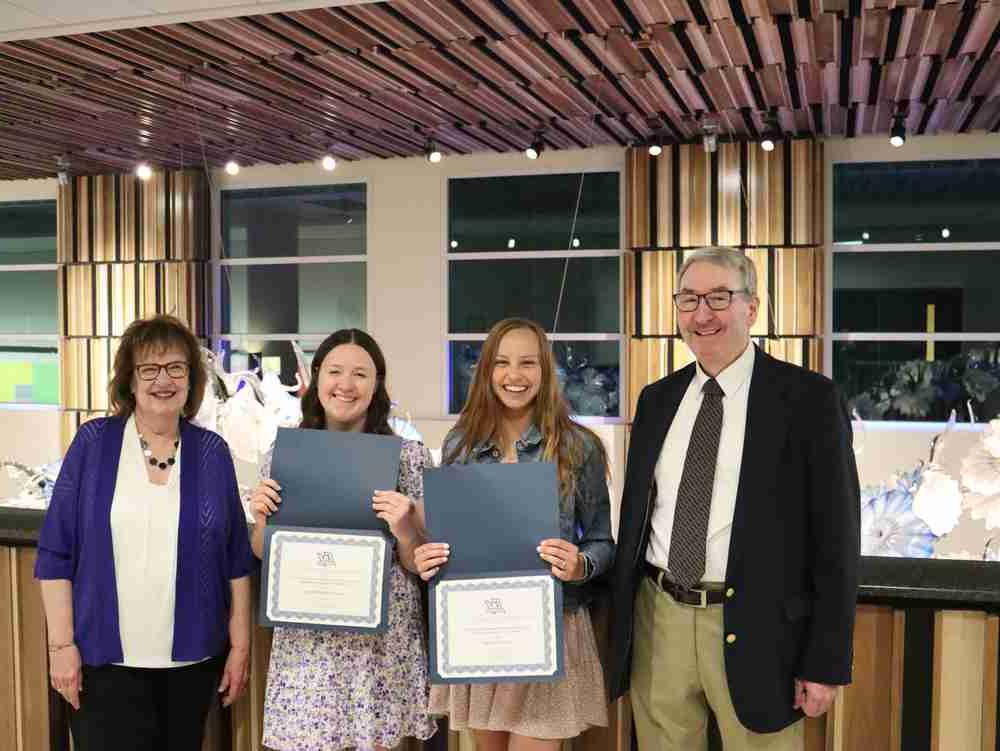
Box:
[137,423,179,470]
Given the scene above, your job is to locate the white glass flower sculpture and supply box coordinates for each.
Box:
[961,418,1000,529]
[861,468,938,557]
[912,468,963,536]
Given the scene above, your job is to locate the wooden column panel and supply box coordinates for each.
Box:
[931,611,1000,751]
[0,547,56,751]
[56,170,210,450]
[623,142,824,409]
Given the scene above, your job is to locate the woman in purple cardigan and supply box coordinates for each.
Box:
[35,315,255,750]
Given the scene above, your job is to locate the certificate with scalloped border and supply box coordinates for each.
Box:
[259,526,391,633]
[429,572,564,683]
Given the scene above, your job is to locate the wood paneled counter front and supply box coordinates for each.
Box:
[4,507,1000,751]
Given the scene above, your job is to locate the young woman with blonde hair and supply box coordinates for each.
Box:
[416,317,614,750]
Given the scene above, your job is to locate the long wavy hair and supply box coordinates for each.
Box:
[300,329,393,435]
[445,318,608,502]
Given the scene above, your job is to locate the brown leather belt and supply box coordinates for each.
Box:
[643,562,724,608]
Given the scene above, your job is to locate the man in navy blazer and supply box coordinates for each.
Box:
[608,247,860,749]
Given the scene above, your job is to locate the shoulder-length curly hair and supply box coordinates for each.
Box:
[300,329,394,435]
[108,314,206,419]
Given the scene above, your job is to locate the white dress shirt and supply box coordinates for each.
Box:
[110,415,196,667]
[646,342,756,584]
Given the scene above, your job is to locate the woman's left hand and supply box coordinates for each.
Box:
[372,491,415,539]
[218,644,250,707]
[538,538,586,582]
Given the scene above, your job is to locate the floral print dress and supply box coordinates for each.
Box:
[261,440,438,751]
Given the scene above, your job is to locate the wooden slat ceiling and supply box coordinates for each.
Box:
[1,0,999,180]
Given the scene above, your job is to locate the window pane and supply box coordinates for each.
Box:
[833,341,1000,422]
[222,185,366,258]
[0,346,59,405]
[834,160,1000,244]
[449,340,620,417]
[448,173,620,251]
[221,263,365,335]
[0,201,57,265]
[834,251,1000,332]
[0,271,58,334]
[449,258,619,334]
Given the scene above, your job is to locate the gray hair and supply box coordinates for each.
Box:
[678,246,758,298]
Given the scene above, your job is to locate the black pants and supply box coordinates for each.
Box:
[69,656,224,751]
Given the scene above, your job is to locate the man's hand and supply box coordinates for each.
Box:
[793,679,837,717]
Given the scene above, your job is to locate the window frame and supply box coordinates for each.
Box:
[0,198,59,409]
[442,168,626,424]
[827,155,1000,425]
[211,180,370,376]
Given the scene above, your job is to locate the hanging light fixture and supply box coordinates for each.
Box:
[321,155,337,171]
[889,116,906,148]
[135,163,153,180]
[224,159,240,175]
[425,141,442,163]
[525,135,544,160]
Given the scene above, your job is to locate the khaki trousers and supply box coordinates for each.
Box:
[630,577,803,751]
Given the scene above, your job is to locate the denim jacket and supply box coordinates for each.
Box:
[441,424,615,611]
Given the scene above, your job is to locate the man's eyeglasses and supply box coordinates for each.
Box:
[135,362,189,381]
[672,289,748,313]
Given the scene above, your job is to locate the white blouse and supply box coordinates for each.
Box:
[110,415,197,668]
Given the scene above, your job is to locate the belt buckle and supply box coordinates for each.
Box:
[693,588,708,608]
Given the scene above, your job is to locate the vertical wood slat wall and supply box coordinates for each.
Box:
[624,141,824,417]
[56,171,210,448]
[0,547,56,751]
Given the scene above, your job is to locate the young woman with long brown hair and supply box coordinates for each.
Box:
[249,328,437,751]
[416,317,614,751]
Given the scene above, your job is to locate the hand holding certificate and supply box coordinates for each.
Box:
[422,462,565,683]
[257,428,403,633]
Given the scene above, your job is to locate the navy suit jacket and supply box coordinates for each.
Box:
[607,348,860,733]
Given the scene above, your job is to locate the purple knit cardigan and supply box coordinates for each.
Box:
[34,416,256,666]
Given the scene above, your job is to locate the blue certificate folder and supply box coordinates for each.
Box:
[423,462,564,683]
[259,526,392,634]
[269,427,403,530]
[422,461,560,575]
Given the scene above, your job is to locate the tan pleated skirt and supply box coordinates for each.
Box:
[428,607,609,739]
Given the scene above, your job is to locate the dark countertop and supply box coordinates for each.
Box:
[3,506,999,607]
[0,506,46,546]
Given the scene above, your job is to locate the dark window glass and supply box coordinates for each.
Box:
[449,340,619,416]
[833,251,1000,332]
[0,346,58,404]
[0,201,57,265]
[449,258,619,334]
[221,340,316,394]
[833,341,1000,422]
[448,173,620,251]
[834,160,1000,244]
[221,263,365,335]
[222,185,366,258]
[0,271,58,334]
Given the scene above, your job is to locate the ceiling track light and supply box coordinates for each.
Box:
[759,110,781,152]
[321,154,337,171]
[889,117,906,148]
[425,140,442,163]
[525,135,544,160]
[135,162,153,180]
[224,159,240,176]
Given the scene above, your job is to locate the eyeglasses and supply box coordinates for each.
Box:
[135,361,189,381]
[672,289,748,312]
